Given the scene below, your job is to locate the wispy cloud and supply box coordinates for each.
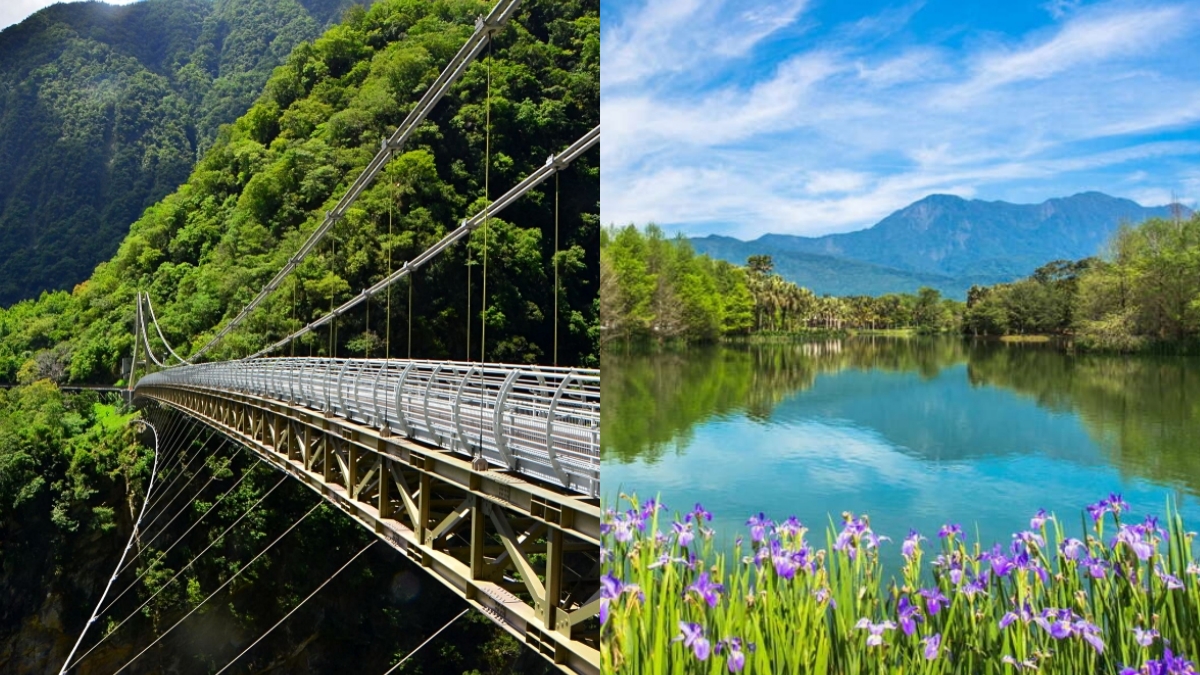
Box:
[601,0,1200,237]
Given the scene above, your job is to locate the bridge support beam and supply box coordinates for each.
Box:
[136,384,600,675]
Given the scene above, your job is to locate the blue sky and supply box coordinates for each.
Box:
[600,0,1200,239]
[0,0,140,32]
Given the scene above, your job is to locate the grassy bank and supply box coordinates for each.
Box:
[602,494,1200,674]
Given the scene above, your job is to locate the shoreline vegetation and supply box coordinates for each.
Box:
[601,494,1200,675]
[600,213,1200,355]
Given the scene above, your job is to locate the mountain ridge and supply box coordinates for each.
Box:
[691,191,1189,298]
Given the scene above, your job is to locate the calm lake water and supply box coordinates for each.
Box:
[603,338,1200,565]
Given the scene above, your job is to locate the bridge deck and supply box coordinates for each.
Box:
[137,358,599,496]
[134,358,601,673]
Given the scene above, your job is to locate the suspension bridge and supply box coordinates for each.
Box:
[55,1,600,672]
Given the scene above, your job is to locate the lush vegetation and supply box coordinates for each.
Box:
[0,0,367,305]
[0,383,550,673]
[0,0,599,385]
[605,213,1200,353]
[600,225,960,347]
[962,213,1200,351]
[602,493,1200,674]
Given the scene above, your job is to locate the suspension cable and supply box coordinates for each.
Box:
[140,410,194,502]
[106,501,324,675]
[56,417,164,675]
[245,126,599,360]
[478,42,492,455]
[211,540,378,675]
[387,179,394,362]
[330,238,337,358]
[187,0,522,362]
[66,473,291,670]
[136,434,234,546]
[138,423,216,523]
[137,294,169,369]
[141,293,191,365]
[380,608,471,675]
[480,40,492,364]
[101,460,263,616]
[554,171,560,366]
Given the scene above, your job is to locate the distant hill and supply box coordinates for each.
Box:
[691,192,1188,298]
[0,0,368,305]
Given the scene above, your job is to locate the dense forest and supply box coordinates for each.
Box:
[965,213,1200,351]
[0,0,596,671]
[602,213,1200,353]
[600,224,960,346]
[0,0,599,385]
[0,0,369,305]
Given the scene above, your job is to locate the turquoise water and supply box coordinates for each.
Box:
[602,338,1200,565]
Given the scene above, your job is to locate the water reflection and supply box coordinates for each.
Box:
[603,338,1200,498]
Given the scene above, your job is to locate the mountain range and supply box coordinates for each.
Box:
[690,192,1188,298]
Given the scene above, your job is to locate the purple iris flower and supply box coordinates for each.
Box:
[686,503,713,523]
[770,541,800,581]
[1082,555,1109,579]
[902,529,925,560]
[938,523,962,539]
[1030,508,1052,530]
[834,514,888,561]
[922,633,942,660]
[1033,609,1104,654]
[716,637,749,673]
[854,618,896,647]
[600,573,639,625]
[1133,626,1160,647]
[897,595,921,635]
[776,516,805,538]
[919,587,948,615]
[960,574,988,598]
[1114,523,1155,561]
[1157,567,1185,590]
[983,544,1016,578]
[1141,647,1198,675]
[687,572,724,608]
[673,521,695,548]
[1014,529,1045,550]
[674,621,710,661]
[612,517,634,543]
[1060,537,1086,561]
[746,513,772,543]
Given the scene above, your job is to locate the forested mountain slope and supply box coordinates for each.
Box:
[0,0,599,384]
[0,0,369,305]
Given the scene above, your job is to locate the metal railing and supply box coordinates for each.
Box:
[137,358,599,496]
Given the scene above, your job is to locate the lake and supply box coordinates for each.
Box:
[602,337,1200,566]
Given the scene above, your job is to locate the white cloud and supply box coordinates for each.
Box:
[601,0,809,89]
[601,0,1200,237]
[0,0,143,32]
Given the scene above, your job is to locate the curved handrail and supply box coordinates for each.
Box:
[136,357,599,496]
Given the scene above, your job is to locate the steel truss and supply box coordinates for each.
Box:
[135,384,600,674]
